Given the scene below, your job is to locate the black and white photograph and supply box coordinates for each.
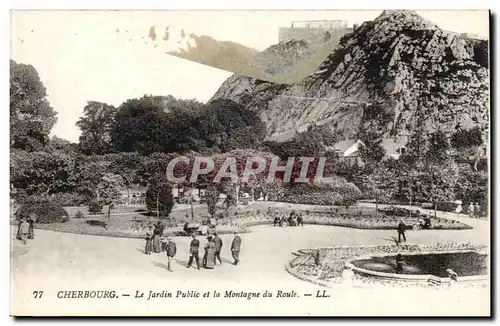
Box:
[9,9,490,316]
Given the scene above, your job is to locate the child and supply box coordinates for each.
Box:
[145,233,153,255]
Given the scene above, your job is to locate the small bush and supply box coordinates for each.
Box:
[89,200,103,213]
[86,220,107,228]
[16,199,69,224]
[75,211,85,219]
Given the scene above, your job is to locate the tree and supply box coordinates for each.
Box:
[415,130,459,217]
[96,173,123,218]
[46,136,78,153]
[10,60,57,151]
[358,132,386,166]
[420,161,459,218]
[110,96,170,154]
[72,155,110,201]
[108,152,143,205]
[451,127,483,149]
[220,181,237,218]
[363,163,398,217]
[425,130,450,164]
[76,101,117,155]
[145,174,174,219]
[205,184,220,218]
[455,166,488,209]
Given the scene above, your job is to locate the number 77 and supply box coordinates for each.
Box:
[33,291,44,299]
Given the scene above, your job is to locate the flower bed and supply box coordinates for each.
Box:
[287,242,487,287]
[302,211,471,230]
[13,204,471,240]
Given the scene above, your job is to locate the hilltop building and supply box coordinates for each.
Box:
[278,20,353,44]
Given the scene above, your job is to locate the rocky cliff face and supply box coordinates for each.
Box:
[211,10,489,143]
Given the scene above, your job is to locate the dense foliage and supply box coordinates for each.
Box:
[10,60,57,151]
[9,61,488,220]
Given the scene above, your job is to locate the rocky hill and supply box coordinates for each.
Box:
[211,10,489,143]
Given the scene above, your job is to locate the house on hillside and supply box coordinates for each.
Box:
[332,139,365,166]
[332,135,409,165]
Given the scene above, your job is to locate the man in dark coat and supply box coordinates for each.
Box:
[297,213,303,227]
[165,237,177,272]
[397,220,406,244]
[187,234,200,269]
[231,231,241,265]
[213,232,223,265]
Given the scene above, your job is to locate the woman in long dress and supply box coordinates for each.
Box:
[152,224,161,253]
[28,217,34,239]
[19,218,30,245]
[203,236,216,269]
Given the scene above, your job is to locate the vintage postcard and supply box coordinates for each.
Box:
[10,9,490,316]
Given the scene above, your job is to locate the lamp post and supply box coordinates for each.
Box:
[156,189,161,220]
[190,182,195,221]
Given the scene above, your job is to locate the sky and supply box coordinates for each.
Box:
[10,10,489,142]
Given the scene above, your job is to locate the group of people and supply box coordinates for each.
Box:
[273,210,304,227]
[16,217,34,245]
[144,222,164,254]
[467,202,482,218]
[145,229,242,272]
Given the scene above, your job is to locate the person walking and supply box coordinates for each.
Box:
[455,202,463,219]
[187,234,200,269]
[213,232,223,265]
[144,233,153,255]
[27,216,35,239]
[203,236,216,269]
[474,202,481,218]
[397,220,406,244]
[165,236,177,272]
[231,231,241,265]
[19,218,30,245]
[468,202,475,218]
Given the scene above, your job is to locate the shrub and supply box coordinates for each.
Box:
[89,200,103,213]
[330,182,362,206]
[49,192,89,207]
[86,220,107,228]
[75,211,85,219]
[15,199,69,224]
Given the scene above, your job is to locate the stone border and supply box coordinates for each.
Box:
[284,261,333,288]
[345,250,488,283]
[286,244,488,288]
